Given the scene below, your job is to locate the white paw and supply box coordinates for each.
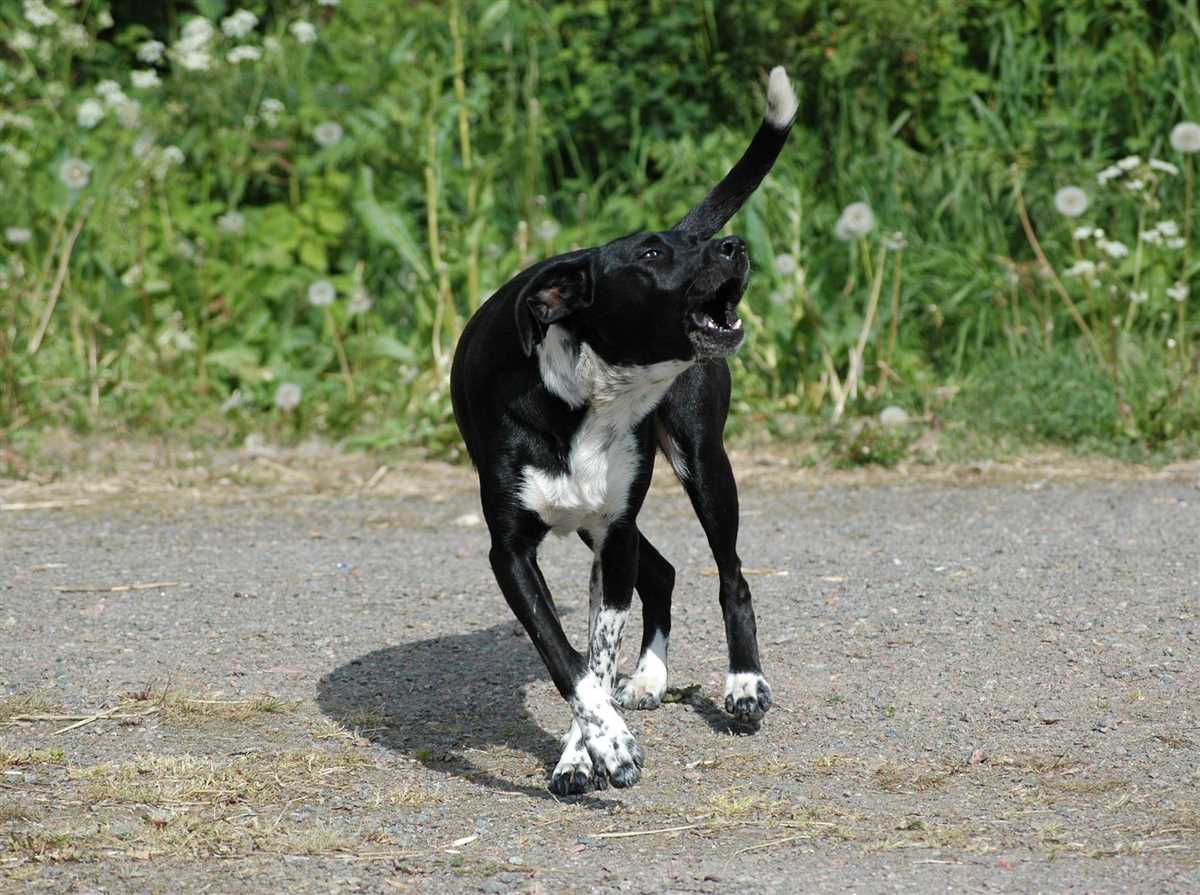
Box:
[724,671,772,723]
[571,674,643,789]
[615,632,667,709]
[549,722,598,796]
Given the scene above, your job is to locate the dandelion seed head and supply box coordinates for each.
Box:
[217,210,245,234]
[313,121,343,146]
[835,201,875,240]
[290,21,317,44]
[1054,186,1089,217]
[774,253,798,275]
[536,218,561,242]
[58,157,91,190]
[307,279,336,307]
[274,382,302,411]
[76,98,104,129]
[1170,122,1200,154]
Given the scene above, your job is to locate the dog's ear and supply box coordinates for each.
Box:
[514,255,594,356]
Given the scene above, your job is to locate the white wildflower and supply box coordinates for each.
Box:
[97,9,114,29]
[76,98,104,128]
[176,48,212,71]
[290,21,317,43]
[1156,220,1179,237]
[313,121,344,146]
[835,201,875,241]
[307,279,336,307]
[1125,178,1145,192]
[1167,282,1189,302]
[1099,239,1129,259]
[1128,290,1148,304]
[1149,158,1179,176]
[535,218,560,242]
[132,133,155,159]
[221,9,258,38]
[348,289,372,315]
[1072,225,1093,240]
[226,45,262,64]
[1117,155,1141,171]
[130,69,161,89]
[259,98,284,126]
[1140,229,1163,245]
[1064,260,1096,278]
[137,40,165,64]
[1170,122,1200,154]
[12,31,36,50]
[162,145,185,166]
[59,157,91,190]
[216,210,245,234]
[61,24,89,49]
[774,253,798,275]
[5,227,32,244]
[1166,237,1185,250]
[263,35,282,54]
[95,79,122,100]
[22,1,57,28]
[120,264,143,288]
[114,98,141,128]
[1054,186,1089,217]
[1097,165,1123,186]
[881,231,907,251]
[274,382,302,411]
[318,0,340,5]
[180,17,215,46]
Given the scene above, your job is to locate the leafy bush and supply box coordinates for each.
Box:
[0,0,1197,458]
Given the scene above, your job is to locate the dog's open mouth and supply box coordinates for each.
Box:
[686,276,746,356]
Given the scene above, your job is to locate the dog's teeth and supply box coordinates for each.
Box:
[731,318,743,330]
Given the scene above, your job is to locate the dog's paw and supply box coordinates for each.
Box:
[615,674,664,710]
[724,672,773,724]
[585,725,643,789]
[549,726,603,796]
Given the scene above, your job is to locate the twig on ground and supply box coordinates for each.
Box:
[592,824,699,840]
[55,581,184,593]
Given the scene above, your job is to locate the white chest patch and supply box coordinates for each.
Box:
[520,326,692,536]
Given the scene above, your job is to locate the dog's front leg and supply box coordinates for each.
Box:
[552,525,643,793]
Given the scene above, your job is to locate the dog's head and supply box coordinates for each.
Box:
[515,230,749,365]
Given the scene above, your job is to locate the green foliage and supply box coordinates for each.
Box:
[0,0,1197,458]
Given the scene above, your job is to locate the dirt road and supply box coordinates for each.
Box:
[2,453,1198,893]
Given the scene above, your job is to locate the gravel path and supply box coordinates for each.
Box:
[2,458,1198,893]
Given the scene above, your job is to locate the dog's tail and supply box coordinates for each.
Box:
[672,66,798,239]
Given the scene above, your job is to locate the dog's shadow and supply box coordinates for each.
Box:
[317,619,612,803]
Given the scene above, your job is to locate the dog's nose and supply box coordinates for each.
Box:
[718,236,746,259]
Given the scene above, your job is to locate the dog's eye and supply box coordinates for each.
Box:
[639,248,663,260]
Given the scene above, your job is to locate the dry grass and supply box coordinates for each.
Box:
[0,694,61,723]
[0,748,65,771]
[873,760,961,793]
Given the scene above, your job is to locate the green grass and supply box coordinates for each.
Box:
[1,0,1198,460]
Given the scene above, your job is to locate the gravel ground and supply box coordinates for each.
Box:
[2,453,1198,893]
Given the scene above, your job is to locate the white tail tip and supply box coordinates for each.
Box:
[765,65,798,129]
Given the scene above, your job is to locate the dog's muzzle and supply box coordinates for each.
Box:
[686,237,749,357]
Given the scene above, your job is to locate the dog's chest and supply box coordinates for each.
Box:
[519,328,690,536]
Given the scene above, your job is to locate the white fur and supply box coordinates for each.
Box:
[726,671,769,703]
[617,631,668,706]
[522,327,692,535]
[765,66,798,129]
[659,431,690,482]
[569,672,640,779]
[589,605,627,691]
[553,720,592,781]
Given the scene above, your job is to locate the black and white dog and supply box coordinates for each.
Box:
[450,66,797,795]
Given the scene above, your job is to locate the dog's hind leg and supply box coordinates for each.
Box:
[657,367,773,725]
[614,533,674,710]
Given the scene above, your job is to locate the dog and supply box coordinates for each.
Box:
[450,65,797,795]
